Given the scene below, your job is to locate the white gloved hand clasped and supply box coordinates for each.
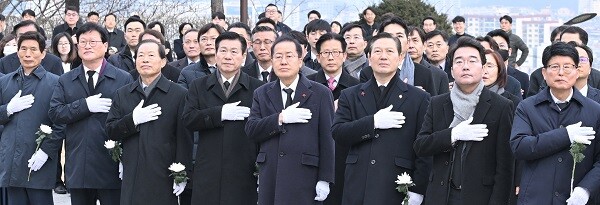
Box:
[567,187,590,205]
[314,181,330,201]
[451,117,488,143]
[374,105,405,129]
[173,181,187,196]
[86,94,112,113]
[407,191,424,205]
[132,100,161,126]
[221,101,250,121]
[7,90,34,116]
[28,149,48,171]
[566,122,596,145]
[281,102,312,124]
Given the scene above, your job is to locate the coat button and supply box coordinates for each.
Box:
[558,157,563,163]
[279,152,285,157]
[371,160,376,165]
[555,191,559,197]
[374,134,379,138]
[560,125,564,128]
[445,161,449,166]
[441,181,444,186]
[282,130,286,134]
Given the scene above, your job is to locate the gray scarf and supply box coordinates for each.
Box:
[399,53,415,85]
[449,81,484,128]
[486,83,505,95]
[344,54,367,78]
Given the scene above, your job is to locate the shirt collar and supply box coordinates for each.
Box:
[221,74,234,84]
[280,74,300,91]
[580,84,589,98]
[258,64,272,73]
[324,71,342,83]
[83,64,102,74]
[187,58,198,65]
[550,88,573,103]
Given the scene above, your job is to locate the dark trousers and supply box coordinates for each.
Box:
[1,188,7,205]
[70,188,120,205]
[448,188,461,205]
[6,187,53,205]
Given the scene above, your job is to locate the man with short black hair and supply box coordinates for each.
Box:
[0,20,63,76]
[511,42,600,205]
[340,24,369,79]
[212,12,228,30]
[422,16,436,33]
[52,6,82,39]
[184,31,264,205]
[408,26,450,95]
[304,19,330,71]
[108,16,145,72]
[307,10,321,22]
[243,26,278,83]
[49,22,133,205]
[255,18,277,31]
[87,12,99,24]
[359,7,379,37]
[227,22,255,67]
[169,29,200,70]
[486,29,527,99]
[104,13,126,55]
[448,16,473,46]
[177,23,225,89]
[20,10,47,39]
[264,4,291,34]
[499,15,529,68]
[334,32,430,204]
[129,30,181,81]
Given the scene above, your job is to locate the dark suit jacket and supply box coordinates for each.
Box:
[242,61,278,83]
[306,69,359,205]
[48,62,133,189]
[414,88,514,205]
[508,66,529,98]
[360,63,437,96]
[529,68,600,97]
[52,22,82,39]
[588,87,600,103]
[303,54,322,71]
[506,76,523,100]
[107,28,126,52]
[177,57,213,89]
[0,53,63,76]
[245,75,335,205]
[173,39,185,60]
[332,75,431,204]
[419,58,450,95]
[183,72,263,204]
[129,63,181,82]
[107,46,135,72]
[511,88,600,205]
[168,58,189,70]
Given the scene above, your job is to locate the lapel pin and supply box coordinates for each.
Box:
[302,93,307,98]
[399,95,403,99]
[361,91,365,96]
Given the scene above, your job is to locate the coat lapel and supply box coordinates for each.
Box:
[267,82,284,112]
[73,66,91,96]
[357,79,378,115]
[462,88,492,159]
[295,75,313,107]
[207,74,227,102]
[386,79,409,110]
[442,95,454,128]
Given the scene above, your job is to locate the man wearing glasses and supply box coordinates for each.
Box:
[511,42,600,205]
[264,4,291,35]
[415,37,514,204]
[52,6,82,39]
[49,22,133,205]
[242,26,278,82]
[569,42,600,103]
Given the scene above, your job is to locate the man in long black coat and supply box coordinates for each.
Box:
[414,37,514,205]
[0,21,63,76]
[0,31,63,205]
[106,40,192,205]
[332,33,430,205]
[306,33,359,205]
[49,23,133,204]
[245,36,335,205]
[183,32,263,205]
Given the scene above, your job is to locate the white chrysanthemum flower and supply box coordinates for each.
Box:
[40,124,52,134]
[169,162,186,173]
[104,140,116,149]
[395,172,413,185]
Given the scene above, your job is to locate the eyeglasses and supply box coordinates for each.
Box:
[580,57,589,63]
[484,63,497,70]
[78,40,103,47]
[58,43,70,47]
[319,51,343,57]
[546,63,578,74]
[252,39,273,46]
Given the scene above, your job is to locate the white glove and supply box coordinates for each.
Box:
[118,162,123,180]
[221,101,250,121]
[374,105,405,129]
[314,181,330,201]
[173,181,187,196]
[86,94,112,113]
[567,187,590,205]
[132,100,161,126]
[281,102,312,124]
[27,149,48,171]
[7,90,34,116]
[566,122,596,145]
[451,117,488,144]
[407,191,424,205]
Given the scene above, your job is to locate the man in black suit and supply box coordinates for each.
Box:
[183,32,263,204]
[52,6,82,39]
[408,27,450,95]
[104,13,126,55]
[177,23,225,89]
[414,37,514,205]
[168,29,200,70]
[333,33,430,204]
[243,26,279,83]
[129,30,181,82]
[306,33,359,205]
[0,21,63,76]
[359,16,437,96]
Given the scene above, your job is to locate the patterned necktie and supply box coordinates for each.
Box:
[327,77,336,91]
[223,81,230,90]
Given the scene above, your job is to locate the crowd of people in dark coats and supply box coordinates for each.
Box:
[0,3,599,205]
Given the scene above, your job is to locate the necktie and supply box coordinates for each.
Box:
[379,85,386,93]
[327,77,336,91]
[261,71,270,83]
[557,102,569,111]
[223,81,230,90]
[283,88,294,108]
[87,71,96,95]
[208,66,217,74]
